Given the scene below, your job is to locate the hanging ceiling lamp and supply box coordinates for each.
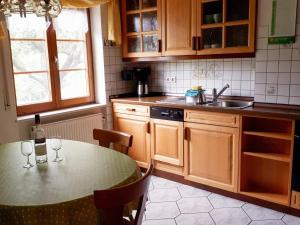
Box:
[0,0,62,21]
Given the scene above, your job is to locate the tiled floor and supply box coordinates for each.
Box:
[142,176,300,225]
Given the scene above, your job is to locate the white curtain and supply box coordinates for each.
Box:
[53,9,88,35]
[6,13,50,35]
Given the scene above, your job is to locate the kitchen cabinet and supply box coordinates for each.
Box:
[113,104,150,168]
[150,119,184,174]
[197,0,256,55]
[121,0,256,59]
[161,0,197,56]
[184,121,239,192]
[292,191,300,209]
[121,0,162,58]
[239,116,294,206]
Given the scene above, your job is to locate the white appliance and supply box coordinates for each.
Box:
[0,14,19,144]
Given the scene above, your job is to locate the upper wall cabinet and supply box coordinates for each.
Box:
[161,0,197,56]
[198,0,256,55]
[121,0,162,58]
[121,0,256,59]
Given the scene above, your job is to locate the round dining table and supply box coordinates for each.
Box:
[0,140,141,225]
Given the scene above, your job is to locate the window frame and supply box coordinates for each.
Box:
[10,10,95,116]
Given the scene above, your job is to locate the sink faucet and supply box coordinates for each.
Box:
[212,84,230,102]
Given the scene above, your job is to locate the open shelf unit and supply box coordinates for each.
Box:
[239,116,295,206]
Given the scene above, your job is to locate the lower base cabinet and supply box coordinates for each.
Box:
[184,122,239,192]
[113,113,150,168]
[150,119,184,175]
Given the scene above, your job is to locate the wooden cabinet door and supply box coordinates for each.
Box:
[114,113,150,168]
[161,0,197,56]
[121,0,162,58]
[151,119,184,166]
[184,122,239,192]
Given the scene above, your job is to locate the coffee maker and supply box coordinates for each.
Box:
[134,67,151,97]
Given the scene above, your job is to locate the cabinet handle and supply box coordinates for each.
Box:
[146,122,151,134]
[197,37,202,50]
[126,108,136,112]
[158,39,162,53]
[192,36,196,50]
[184,127,189,140]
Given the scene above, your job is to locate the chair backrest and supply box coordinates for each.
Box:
[93,129,133,155]
[94,164,153,225]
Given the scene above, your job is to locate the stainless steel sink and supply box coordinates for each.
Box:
[206,100,253,109]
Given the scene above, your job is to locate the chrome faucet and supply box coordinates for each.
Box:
[212,84,230,102]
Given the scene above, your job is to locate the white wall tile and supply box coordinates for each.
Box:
[291,61,300,72]
[266,73,278,84]
[278,73,291,84]
[291,73,300,84]
[277,96,289,104]
[290,85,300,96]
[278,85,290,96]
[279,61,292,72]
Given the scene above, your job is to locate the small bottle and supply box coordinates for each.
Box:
[32,114,47,164]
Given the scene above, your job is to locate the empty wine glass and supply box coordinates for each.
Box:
[50,136,63,162]
[21,141,34,168]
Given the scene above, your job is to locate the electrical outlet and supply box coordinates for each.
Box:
[166,76,177,83]
[170,76,176,83]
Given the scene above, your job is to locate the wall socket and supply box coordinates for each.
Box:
[166,76,177,83]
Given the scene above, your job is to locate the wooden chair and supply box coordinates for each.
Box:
[93,129,133,155]
[94,164,153,225]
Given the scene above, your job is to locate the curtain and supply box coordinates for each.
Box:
[61,0,121,45]
[0,21,5,39]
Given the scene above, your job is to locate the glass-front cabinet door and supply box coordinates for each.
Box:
[122,0,162,58]
[197,0,256,55]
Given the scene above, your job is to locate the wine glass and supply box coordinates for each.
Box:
[50,136,63,162]
[21,141,34,168]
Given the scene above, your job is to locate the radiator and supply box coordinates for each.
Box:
[42,113,104,144]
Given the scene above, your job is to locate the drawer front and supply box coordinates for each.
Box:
[185,110,239,127]
[113,103,150,117]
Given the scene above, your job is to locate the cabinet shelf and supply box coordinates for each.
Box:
[201,23,223,29]
[239,191,289,206]
[201,0,221,3]
[243,152,290,163]
[243,131,292,141]
[225,20,249,27]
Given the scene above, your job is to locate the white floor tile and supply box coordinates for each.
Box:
[142,219,176,225]
[282,214,300,225]
[249,220,285,225]
[178,185,211,198]
[210,208,251,225]
[242,204,284,220]
[208,193,244,208]
[152,176,182,189]
[148,188,181,202]
[145,202,180,220]
[177,197,213,213]
[175,213,215,225]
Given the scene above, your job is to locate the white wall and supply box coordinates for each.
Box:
[0,14,19,143]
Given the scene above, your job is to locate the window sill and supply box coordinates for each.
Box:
[17,103,106,122]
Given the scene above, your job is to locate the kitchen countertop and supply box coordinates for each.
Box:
[111,96,300,120]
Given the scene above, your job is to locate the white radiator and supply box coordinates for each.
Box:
[42,113,104,144]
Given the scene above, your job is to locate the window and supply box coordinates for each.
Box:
[8,9,95,116]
